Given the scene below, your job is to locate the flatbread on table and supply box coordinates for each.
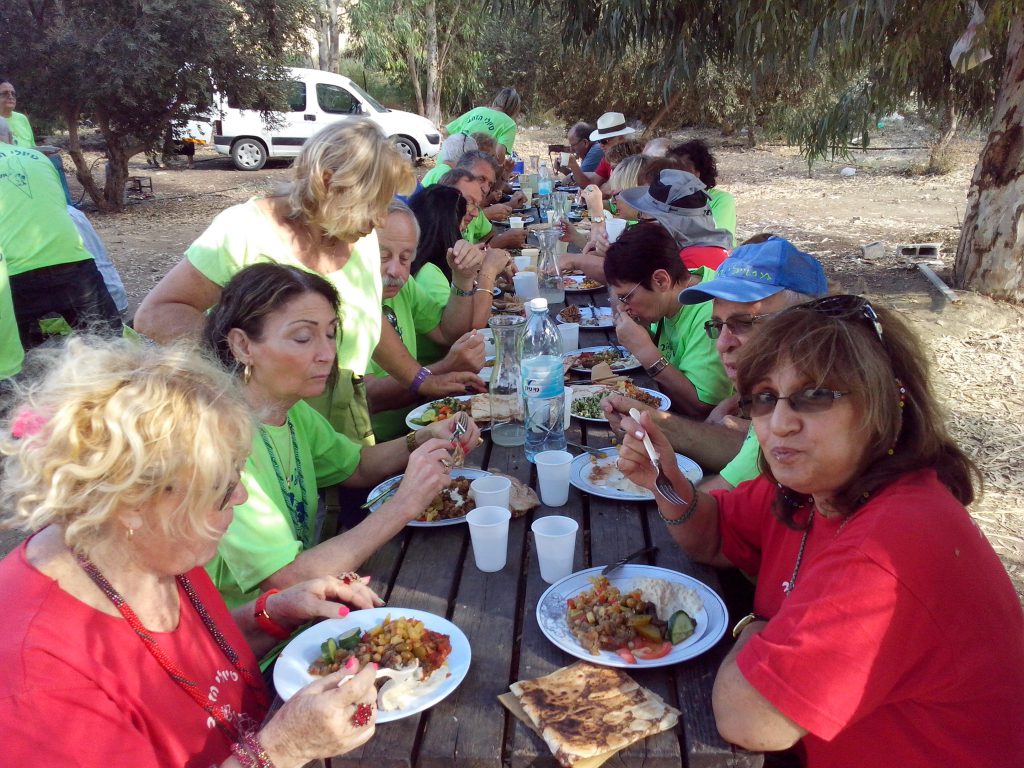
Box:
[510,662,679,767]
[476,470,540,518]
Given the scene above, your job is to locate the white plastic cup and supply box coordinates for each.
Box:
[557,322,579,354]
[546,209,558,225]
[513,255,531,272]
[520,247,539,265]
[513,271,539,301]
[466,506,512,572]
[535,450,573,507]
[509,216,524,229]
[605,217,627,243]
[470,475,512,510]
[560,151,571,166]
[532,514,578,583]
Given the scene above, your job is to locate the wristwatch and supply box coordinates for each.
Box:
[731,612,768,639]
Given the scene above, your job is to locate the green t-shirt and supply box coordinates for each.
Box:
[656,267,733,406]
[412,262,451,366]
[719,423,761,488]
[370,278,445,441]
[446,107,517,153]
[0,247,25,380]
[463,210,493,244]
[205,400,363,608]
[708,188,736,247]
[0,146,91,276]
[421,162,452,188]
[8,112,35,148]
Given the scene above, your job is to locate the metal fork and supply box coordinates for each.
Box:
[449,411,470,468]
[628,408,690,506]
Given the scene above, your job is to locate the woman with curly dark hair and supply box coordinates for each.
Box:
[669,139,736,244]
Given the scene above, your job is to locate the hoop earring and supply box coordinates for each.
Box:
[126,526,135,540]
[243,364,252,385]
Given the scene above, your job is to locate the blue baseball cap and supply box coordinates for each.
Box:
[678,237,827,304]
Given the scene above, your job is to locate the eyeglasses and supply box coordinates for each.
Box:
[704,313,774,339]
[799,295,884,343]
[0,90,15,98]
[613,282,642,306]
[740,388,849,418]
[469,173,494,189]
[218,477,241,510]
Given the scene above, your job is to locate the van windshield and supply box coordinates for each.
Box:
[346,82,387,113]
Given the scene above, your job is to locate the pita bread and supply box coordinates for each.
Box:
[511,663,679,766]
[483,470,540,517]
[469,393,510,421]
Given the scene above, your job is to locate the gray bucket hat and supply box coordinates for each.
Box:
[619,170,732,251]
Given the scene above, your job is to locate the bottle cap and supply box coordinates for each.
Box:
[528,298,549,312]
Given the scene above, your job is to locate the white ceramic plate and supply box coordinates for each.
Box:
[405,395,474,431]
[536,565,727,668]
[567,346,641,373]
[568,386,670,423]
[569,447,702,501]
[273,608,472,719]
[364,467,489,526]
[557,306,614,328]
[504,215,535,225]
[562,275,606,292]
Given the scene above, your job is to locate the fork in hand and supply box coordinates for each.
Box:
[627,408,690,506]
[449,411,470,468]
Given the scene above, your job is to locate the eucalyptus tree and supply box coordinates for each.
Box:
[544,0,1024,299]
[1,0,315,211]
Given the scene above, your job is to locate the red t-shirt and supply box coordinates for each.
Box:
[0,540,269,768]
[712,472,1024,768]
[679,245,728,270]
[594,157,612,181]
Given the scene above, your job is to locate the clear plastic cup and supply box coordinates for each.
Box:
[470,475,512,510]
[513,255,531,272]
[605,217,627,243]
[557,322,579,354]
[513,271,539,301]
[466,506,512,572]
[509,216,524,229]
[531,514,578,583]
[535,450,573,507]
[560,151,571,166]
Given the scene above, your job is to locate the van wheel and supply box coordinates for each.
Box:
[392,136,417,163]
[231,139,267,171]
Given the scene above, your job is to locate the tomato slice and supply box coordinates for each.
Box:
[615,647,637,664]
[633,641,672,661]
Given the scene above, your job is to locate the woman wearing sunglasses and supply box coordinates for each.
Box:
[202,264,479,611]
[616,296,1024,766]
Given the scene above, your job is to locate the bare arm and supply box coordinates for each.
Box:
[713,622,808,751]
[133,259,222,342]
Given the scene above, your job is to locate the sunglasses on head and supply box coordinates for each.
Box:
[797,295,884,343]
[740,388,849,418]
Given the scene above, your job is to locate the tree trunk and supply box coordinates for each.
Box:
[316,0,342,72]
[953,17,1024,300]
[424,0,441,125]
[406,47,425,116]
[64,106,109,211]
[93,109,129,212]
[927,101,959,173]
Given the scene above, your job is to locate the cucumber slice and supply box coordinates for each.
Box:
[668,610,695,644]
[326,636,339,661]
[337,627,361,650]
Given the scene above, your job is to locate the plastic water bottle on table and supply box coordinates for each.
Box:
[522,298,566,462]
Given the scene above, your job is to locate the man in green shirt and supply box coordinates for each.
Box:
[602,236,828,491]
[366,201,487,440]
[439,154,526,249]
[0,120,121,348]
[445,87,521,160]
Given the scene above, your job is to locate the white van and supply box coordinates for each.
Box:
[209,68,442,170]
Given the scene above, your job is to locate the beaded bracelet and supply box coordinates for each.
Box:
[231,741,258,768]
[241,730,276,768]
[451,282,475,297]
[410,366,432,395]
[656,475,698,526]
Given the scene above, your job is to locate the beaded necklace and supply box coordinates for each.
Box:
[258,417,311,548]
[74,553,268,739]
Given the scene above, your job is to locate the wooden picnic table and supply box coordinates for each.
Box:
[330,290,762,768]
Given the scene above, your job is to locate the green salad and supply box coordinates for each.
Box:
[571,395,606,420]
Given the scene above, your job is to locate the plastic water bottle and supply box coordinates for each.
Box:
[537,161,554,211]
[522,298,566,462]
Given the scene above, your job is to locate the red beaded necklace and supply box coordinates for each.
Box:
[75,553,269,739]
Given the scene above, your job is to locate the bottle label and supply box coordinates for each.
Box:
[523,358,563,399]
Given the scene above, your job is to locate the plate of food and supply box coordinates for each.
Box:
[569,447,702,501]
[555,184,580,193]
[406,395,473,430]
[563,275,605,292]
[536,565,727,668]
[568,384,671,422]
[557,305,614,328]
[364,467,488,526]
[565,346,641,373]
[273,608,471,720]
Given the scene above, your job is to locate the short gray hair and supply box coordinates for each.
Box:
[455,150,500,176]
[386,199,421,242]
[569,122,594,143]
[439,133,478,165]
[0,116,12,144]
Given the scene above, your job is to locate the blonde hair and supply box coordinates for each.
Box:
[287,119,415,241]
[608,154,647,192]
[0,337,254,554]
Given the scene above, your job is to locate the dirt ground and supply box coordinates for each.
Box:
[11,121,1024,600]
